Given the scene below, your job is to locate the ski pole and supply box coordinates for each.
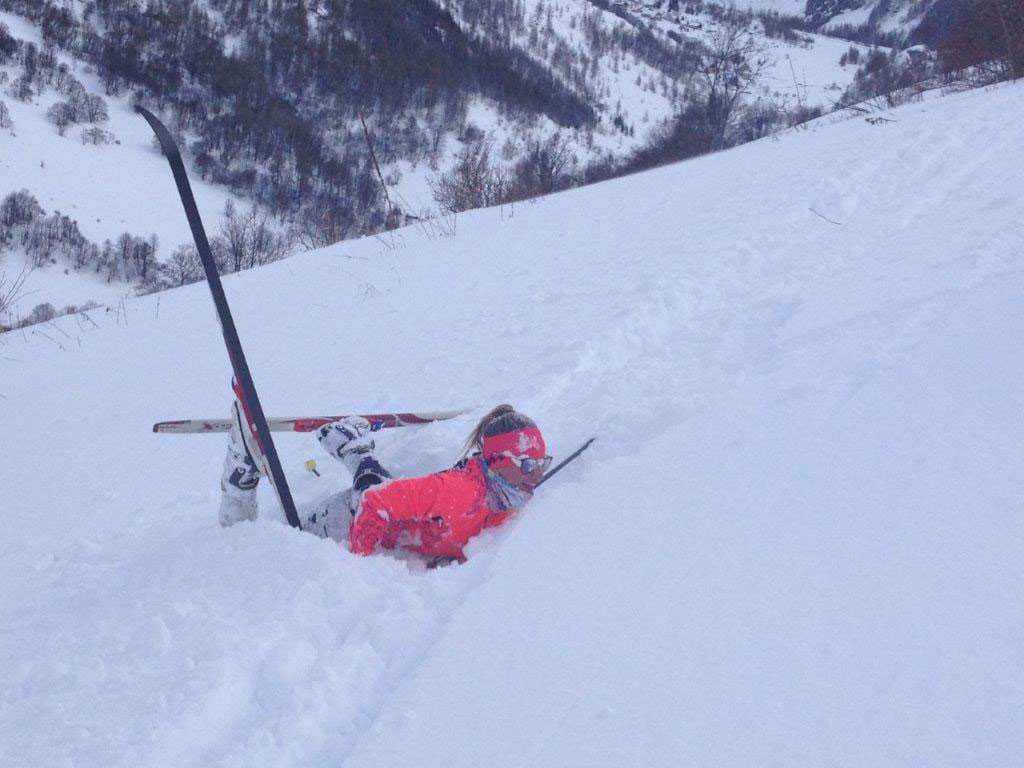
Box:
[537,437,596,488]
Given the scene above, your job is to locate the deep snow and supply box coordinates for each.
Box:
[1,81,1023,767]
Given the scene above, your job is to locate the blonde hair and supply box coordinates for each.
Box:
[463,404,517,456]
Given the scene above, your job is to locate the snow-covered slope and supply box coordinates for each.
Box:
[2,81,1022,767]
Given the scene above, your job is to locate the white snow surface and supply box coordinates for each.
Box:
[2,82,1023,767]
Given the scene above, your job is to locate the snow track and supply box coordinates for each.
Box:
[2,83,1023,767]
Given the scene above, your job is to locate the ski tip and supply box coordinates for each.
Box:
[134,105,178,157]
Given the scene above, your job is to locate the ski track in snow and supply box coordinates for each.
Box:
[2,83,1023,767]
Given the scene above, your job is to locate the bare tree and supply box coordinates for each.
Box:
[80,93,109,123]
[215,200,293,272]
[1,190,43,229]
[512,132,576,198]
[429,139,509,213]
[246,212,292,267]
[81,127,114,145]
[46,101,76,135]
[216,200,250,272]
[292,207,352,251]
[134,234,158,281]
[115,232,134,277]
[163,243,203,287]
[7,73,33,102]
[697,12,772,150]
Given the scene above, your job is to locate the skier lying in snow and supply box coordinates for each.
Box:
[218,405,551,561]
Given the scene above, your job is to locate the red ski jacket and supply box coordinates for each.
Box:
[348,459,513,559]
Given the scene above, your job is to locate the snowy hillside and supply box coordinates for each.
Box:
[0,9,242,314]
[1,0,876,319]
[2,80,1023,767]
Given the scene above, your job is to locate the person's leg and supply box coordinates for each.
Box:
[302,488,356,542]
[219,404,261,526]
[303,417,393,542]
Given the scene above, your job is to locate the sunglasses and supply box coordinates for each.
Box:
[507,454,553,474]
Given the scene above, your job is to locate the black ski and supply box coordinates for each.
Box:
[135,106,302,529]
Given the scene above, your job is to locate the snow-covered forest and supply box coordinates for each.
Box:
[3,0,1020,326]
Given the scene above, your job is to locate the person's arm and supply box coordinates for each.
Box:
[348,473,445,555]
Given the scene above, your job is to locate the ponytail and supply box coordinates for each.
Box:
[463,404,516,456]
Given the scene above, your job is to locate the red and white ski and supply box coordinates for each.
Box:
[153,409,470,434]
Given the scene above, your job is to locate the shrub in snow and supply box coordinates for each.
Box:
[6,72,33,102]
[60,77,87,103]
[81,127,114,145]
[0,22,16,63]
[47,100,76,135]
[840,46,861,67]
[213,201,293,273]
[1,190,44,232]
[25,302,57,325]
[51,62,79,95]
[48,92,107,135]
[629,103,715,168]
[512,132,577,198]
[75,92,108,123]
[99,233,159,284]
[141,243,204,293]
[292,208,353,251]
[429,140,509,213]
[165,243,204,286]
[735,101,824,143]
[734,102,786,143]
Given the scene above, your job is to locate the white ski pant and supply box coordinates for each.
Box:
[218,410,379,542]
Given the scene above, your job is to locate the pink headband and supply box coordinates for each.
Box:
[483,427,546,461]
